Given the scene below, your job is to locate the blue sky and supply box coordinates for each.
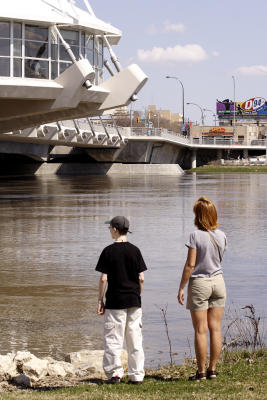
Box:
[78,0,267,124]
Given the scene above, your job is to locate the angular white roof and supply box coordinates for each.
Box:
[0,0,121,44]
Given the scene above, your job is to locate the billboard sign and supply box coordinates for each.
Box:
[217,97,267,117]
[202,127,233,136]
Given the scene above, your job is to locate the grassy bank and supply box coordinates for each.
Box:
[0,350,266,400]
[187,165,267,173]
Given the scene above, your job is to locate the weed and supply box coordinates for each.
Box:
[157,305,174,366]
[222,304,265,357]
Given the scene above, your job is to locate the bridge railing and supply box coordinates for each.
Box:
[193,137,267,146]
[130,127,190,144]
[129,127,267,147]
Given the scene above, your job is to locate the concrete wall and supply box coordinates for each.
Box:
[0,139,187,176]
[108,164,183,175]
[1,137,264,177]
[0,162,184,177]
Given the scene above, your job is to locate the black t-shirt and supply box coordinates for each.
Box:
[95,242,147,309]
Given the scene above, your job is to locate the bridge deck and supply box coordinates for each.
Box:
[129,133,267,150]
[0,120,266,151]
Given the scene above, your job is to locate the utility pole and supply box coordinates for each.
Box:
[232,75,236,139]
[166,76,185,126]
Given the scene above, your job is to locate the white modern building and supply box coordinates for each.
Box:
[0,0,147,133]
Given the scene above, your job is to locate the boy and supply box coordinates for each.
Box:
[95,216,147,384]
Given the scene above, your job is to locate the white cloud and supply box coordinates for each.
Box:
[236,65,267,76]
[163,20,186,33]
[212,51,220,57]
[146,21,186,35]
[137,44,208,63]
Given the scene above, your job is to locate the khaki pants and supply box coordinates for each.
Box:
[103,307,145,381]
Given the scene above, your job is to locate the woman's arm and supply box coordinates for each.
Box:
[97,273,107,315]
[177,248,197,306]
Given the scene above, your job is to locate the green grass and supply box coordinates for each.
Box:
[0,350,266,400]
[187,165,267,173]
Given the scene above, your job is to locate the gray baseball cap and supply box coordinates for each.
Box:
[105,216,131,232]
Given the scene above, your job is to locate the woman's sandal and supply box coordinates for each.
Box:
[188,371,207,381]
[207,370,218,379]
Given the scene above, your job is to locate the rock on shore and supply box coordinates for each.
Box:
[0,350,128,390]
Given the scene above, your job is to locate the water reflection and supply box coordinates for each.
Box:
[0,174,266,365]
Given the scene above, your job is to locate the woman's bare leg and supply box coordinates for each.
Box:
[207,307,224,371]
[190,310,208,373]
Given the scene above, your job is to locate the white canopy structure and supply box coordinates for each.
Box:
[0,0,148,133]
[1,0,122,45]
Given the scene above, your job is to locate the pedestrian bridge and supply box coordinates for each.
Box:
[130,127,266,150]
[128,127,266,168]
[1,119,266,150]
[0,119,266,170]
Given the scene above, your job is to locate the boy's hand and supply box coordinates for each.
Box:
[97,300,105,315]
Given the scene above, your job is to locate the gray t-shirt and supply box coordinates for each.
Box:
[186,229,227,278]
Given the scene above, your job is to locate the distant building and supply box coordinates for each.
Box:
[148,105,182,131]
[111,106,129,118]
[190,124,266,143]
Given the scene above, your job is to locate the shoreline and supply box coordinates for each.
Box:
[187,164,267,173]
[0,349,265,399]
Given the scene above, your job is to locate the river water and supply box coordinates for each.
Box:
[0,173,266,366]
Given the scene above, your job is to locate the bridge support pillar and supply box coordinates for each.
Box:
[243,149,248,159]
[191,149,197,169]
[217,149,222,160]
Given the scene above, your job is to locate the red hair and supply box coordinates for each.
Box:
[193,196,218,231]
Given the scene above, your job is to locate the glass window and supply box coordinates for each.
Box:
[13,58,22,77]
[94,49,98,67]
[0,22,10,38]
[98,52,103,68]
[59,44,79,61]
[85,34,94,50]
[59,62,71,74]
[25,25,48,41]
[0,58,10,76]
[51,61,58,79]
[51,43,58,60]
[98,38,103,55]
[25,41,48,58]
[14,39,22,57]
[61,30,79,45]
[99,69,103,82]
[94,71,99,86]
[81,32,85,48]
[25,59,49,79]
[0,25,101,80]
[70,45,79,59]
[59,45,71,61]
[0,39,10,56]
[14,23,22,39]
[84,34,94,64]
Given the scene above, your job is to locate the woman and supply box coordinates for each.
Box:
[178,197,227,381]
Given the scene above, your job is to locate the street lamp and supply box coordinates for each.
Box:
[129,102,134,131]
[153,112,160,129]
[187,102,204,125]
[232,75,236,138]
[203,108,217,126]
[166,76,185,126]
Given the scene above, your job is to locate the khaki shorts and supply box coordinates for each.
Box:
[186,274,226,311]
